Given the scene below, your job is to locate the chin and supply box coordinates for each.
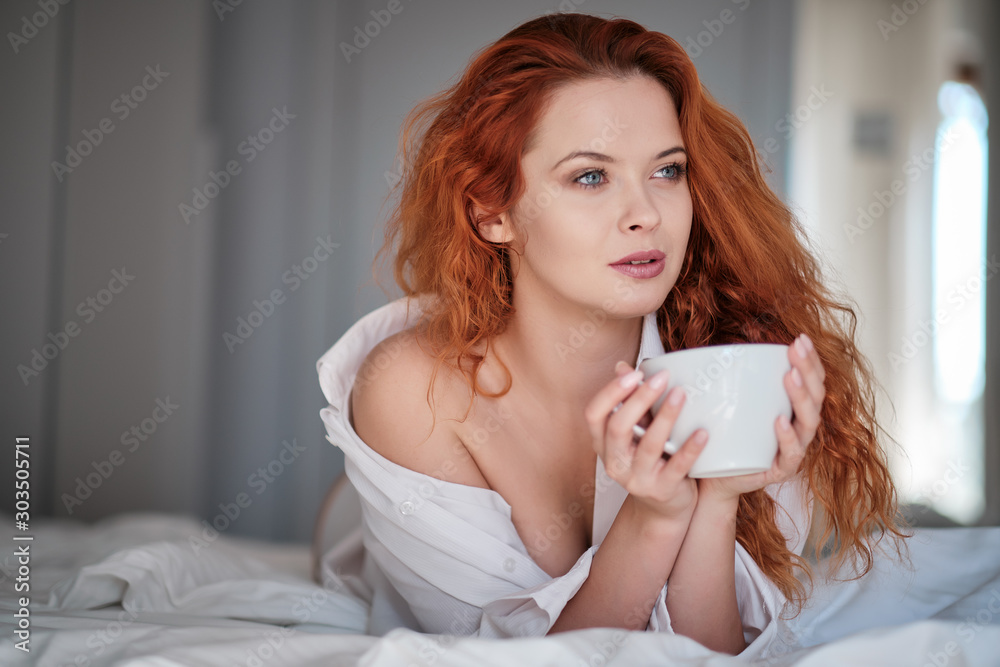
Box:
[606,282,671,315]
[595,294,665,321]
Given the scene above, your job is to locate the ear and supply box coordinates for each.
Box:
[474,208,516,245]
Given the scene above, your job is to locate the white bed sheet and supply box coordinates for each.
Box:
[1,512,998,666]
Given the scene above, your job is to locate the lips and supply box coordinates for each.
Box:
[610,249,666,279]
[611,249,667,265]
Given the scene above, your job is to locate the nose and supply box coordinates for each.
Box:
[618,179,662,232]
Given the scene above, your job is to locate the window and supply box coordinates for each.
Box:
[927,78,989,522]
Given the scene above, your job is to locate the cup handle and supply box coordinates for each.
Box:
[631,424,679,455]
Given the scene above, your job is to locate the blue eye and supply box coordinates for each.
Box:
[657,163,687,180]
[573,163,687,191]
[575,168,607,189]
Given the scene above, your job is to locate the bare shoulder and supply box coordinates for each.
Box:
[350,327,489,489]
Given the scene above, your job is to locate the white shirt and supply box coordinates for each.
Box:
[317,295,811,657]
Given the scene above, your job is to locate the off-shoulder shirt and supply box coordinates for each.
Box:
[317,295,810,658]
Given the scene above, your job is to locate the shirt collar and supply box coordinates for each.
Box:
[636,310,665,367]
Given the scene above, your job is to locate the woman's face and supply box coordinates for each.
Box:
[484,75,693,319]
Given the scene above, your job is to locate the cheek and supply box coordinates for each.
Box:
[671,194,694,242]
[678,212,693,246]
[665,197,693,269]
[523,205,595,261]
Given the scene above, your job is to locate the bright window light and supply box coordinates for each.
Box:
[931,81,988,404]
[925,79,989,523]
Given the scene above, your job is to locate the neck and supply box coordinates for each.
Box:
[491,290,646,420]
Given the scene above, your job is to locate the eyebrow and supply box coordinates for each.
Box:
[551,146,686,172]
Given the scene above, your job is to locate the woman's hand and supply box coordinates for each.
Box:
[584,361,708,522]
[699,333,827,502]
[553,362,709,636]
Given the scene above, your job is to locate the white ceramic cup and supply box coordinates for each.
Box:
[635,343,792,478]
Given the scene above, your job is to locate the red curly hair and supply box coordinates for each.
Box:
[373,12,909,610]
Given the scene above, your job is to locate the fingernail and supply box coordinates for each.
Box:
[795,337,808,359]
[695,430,708,444]
[779,414,792,430]
[647,369,670,390]
[668,386,684,406]
[620,369,643,388]
[802,334,813,352]
[614,360,629,373]
[792,367,803,387]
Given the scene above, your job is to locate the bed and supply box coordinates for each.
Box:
[2,481,999,666]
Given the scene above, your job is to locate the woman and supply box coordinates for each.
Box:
[316,12,907,657]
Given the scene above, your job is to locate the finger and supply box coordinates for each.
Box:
[660,429,708,482]
[790,334,826,406]
[603,369,671,478]
[636,411,653,430]
[632,385,685,474]
[771,413,805,480]
[585,368,644,430]
[584,368,645,460]
[606,369,671,454]
[784,360,822,445]
[800,333,826,385]
[609,363,648,430]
